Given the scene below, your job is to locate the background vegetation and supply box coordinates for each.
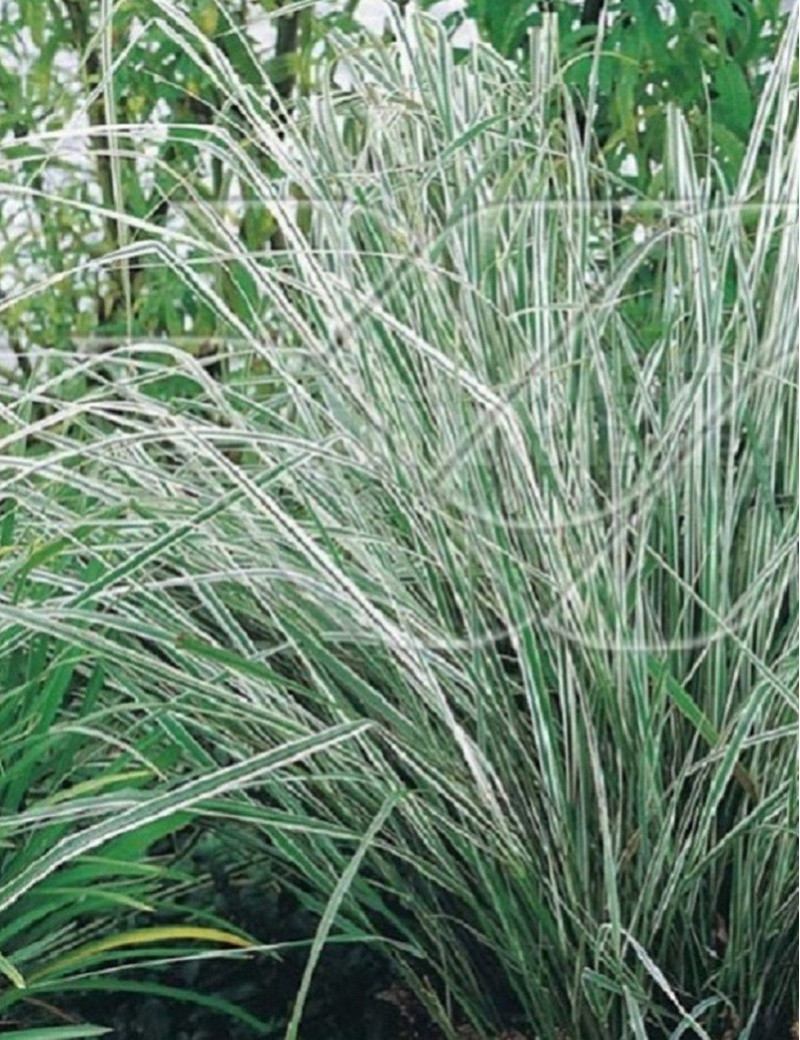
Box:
[0,2,797,1038]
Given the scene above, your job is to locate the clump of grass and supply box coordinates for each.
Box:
[0,6,797,1039]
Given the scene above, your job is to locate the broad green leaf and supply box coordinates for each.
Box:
[714,60,753,138]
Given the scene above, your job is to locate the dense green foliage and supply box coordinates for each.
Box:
[0,0,789,365]
[0,2,797,1038]
[453,0,787,187]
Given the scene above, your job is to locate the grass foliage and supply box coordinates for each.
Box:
[0,7,797,1038]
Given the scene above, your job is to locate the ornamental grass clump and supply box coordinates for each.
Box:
[0,6,796,1038]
